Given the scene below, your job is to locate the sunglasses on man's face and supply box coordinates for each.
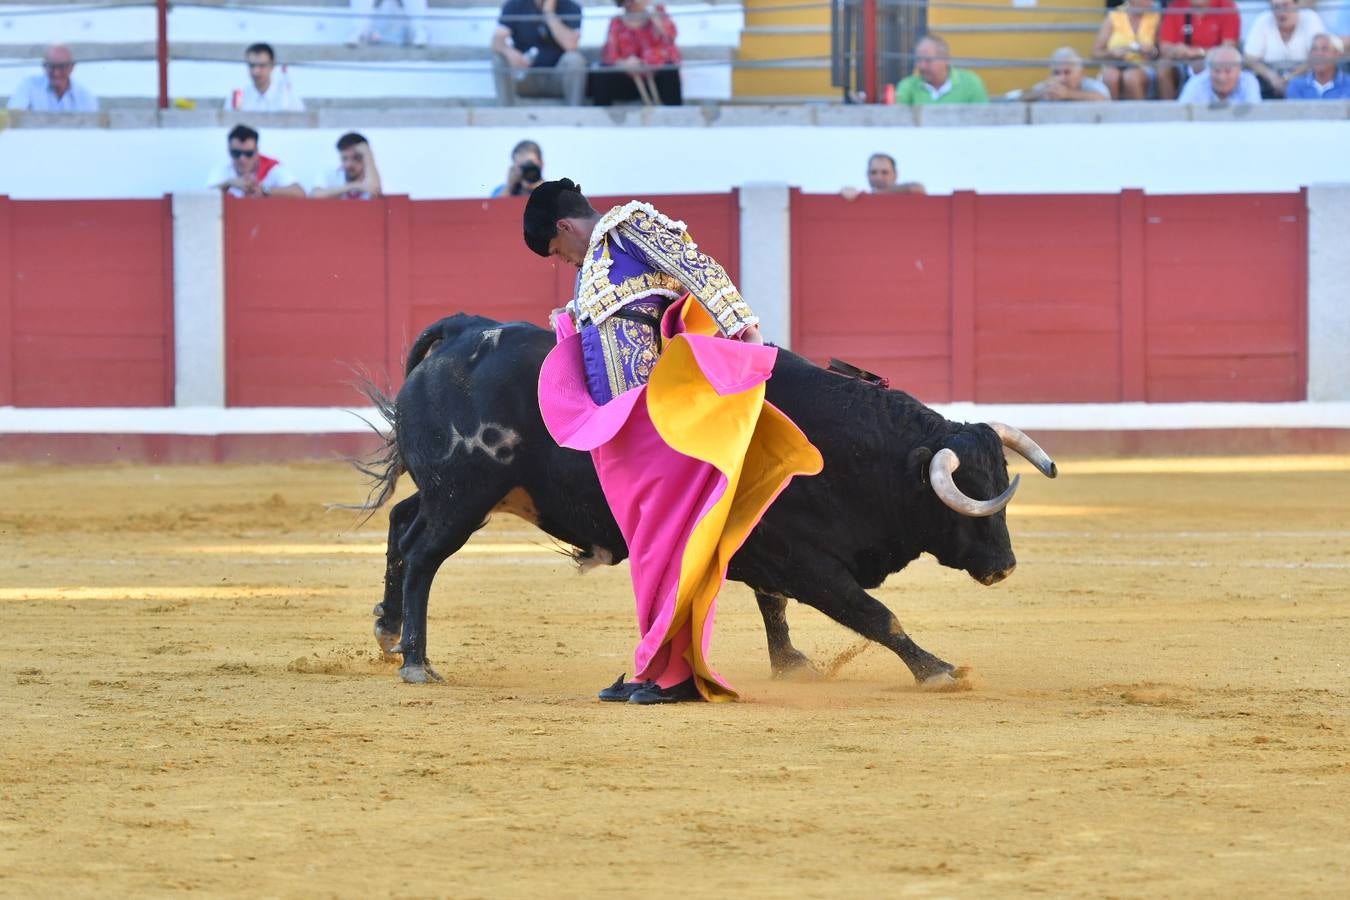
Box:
[43,62,73,71]
[229,148,257,159]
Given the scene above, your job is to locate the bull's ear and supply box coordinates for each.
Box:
[908,447,933,486]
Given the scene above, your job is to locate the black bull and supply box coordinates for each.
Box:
[359,314,1057,687]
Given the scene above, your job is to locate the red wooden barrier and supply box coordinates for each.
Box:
[0,197,174,407]
[224,192,739,407]
[791,189,1306,403]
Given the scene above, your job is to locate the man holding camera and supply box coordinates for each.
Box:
[490,140,545,197]
[311,132,383,200]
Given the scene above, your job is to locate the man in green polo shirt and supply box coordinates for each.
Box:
[896,34,988,104]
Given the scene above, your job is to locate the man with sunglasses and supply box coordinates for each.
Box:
[206,125,304,198]
[225,42,304,113]
[7,44,98,112]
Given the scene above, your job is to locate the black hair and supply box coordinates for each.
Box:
[337,132,368,151]
[511,139,542,159]
[245,42,276,61]
[228,124,259,144]
[869,152,897,170]
[523,178,597,258]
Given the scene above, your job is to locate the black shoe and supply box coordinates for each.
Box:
[628,677,703,705]
[598,674,649,702]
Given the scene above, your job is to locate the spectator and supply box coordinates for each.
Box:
[1159,0,1240,101]
[206,125,305,198]
[225,43,304,113]
[491,0,588,107]
[349,0,428,48]
[1021,47,1112,101]
[1092,0,1162,100]
[490,140,545,197]
[591,0,682,106]
[1286,32,1350,99]
[311,132,382,200]
[7,44,98,112]
[1176,45,1262,103]
[895,34,988,104]
[1243,0,1339,98]
[840,153,925,201]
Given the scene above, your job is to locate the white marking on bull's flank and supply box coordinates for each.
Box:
[446,421,521,464]
[469,328,503,362]
[578,547,615,573]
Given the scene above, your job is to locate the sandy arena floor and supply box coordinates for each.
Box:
[1,456,1348,897]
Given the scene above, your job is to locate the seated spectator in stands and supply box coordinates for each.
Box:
[1092,0,1161,100]
[1021,48,1111,101]
[349,0,428,48]
[591,0,682,106]
[311,132,382,200]
[225,43,304,112]
[207,125,305,198]
[491,0,588,107]
[1159,0,1240,101]
[895,35,988,104]
[1286,32,1350,99]
[840,152,925,200]
[1243,0,1339,98]
[7,44,98,112]
[490,140,545,197]
[1176,45,1262,103]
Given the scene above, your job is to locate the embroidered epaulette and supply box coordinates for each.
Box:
[571,202,758,336]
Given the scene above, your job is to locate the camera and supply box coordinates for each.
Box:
[519,162,543,184]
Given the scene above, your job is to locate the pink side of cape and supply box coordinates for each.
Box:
[537,311,781,695]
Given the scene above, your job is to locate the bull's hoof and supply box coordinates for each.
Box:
[770,650,821,681]
[373,621,402,659]
[399,663,444,684]
[919,665,973,692]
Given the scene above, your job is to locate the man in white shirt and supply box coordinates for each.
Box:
[311,132,383,200]
[206,124,305,198]
[7,44,98,112]
[1176,45,1263,104]
[224,42,304,112]
[1243,0,1339,97]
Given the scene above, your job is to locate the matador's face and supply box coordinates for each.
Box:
[549,218,591,268]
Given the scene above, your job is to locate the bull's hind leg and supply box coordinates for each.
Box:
[791,561,962,688]
[373,494,419,658]
[395,485,502,684]
[754,591,818,679]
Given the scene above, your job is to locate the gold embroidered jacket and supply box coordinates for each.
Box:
[568,201,759,337]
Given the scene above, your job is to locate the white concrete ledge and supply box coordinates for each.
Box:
[6,101,1349,130]
[4,403,1349,435]
[932,403,1350,431]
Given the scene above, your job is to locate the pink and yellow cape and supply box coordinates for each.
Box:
[538,298,823,701]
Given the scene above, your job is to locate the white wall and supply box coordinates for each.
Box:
[0,120,1347,200]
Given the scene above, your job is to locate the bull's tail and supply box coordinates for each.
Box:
[332,377,405,524]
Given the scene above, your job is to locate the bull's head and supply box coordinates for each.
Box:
[909,423,1057,586]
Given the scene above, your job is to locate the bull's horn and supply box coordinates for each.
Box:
[929,448,1020,518]
[988,422,1058,479]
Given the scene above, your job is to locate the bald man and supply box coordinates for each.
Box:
[7,44,99,112]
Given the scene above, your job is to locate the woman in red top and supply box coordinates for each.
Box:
[591,0,683,106]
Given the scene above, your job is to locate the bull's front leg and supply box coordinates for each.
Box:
[753,590,819,679]
[788,561,965,689]
[373,493,419,659]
